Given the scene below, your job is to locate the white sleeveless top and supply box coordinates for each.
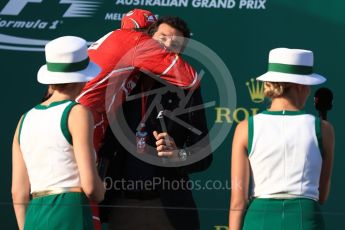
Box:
[248,110,322,201]
[19,100,81,193]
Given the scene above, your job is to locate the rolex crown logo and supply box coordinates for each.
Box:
[246,78,264,103]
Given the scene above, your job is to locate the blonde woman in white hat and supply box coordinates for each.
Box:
[229,48,335,230]
[12,36,105,230]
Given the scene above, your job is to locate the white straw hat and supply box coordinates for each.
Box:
[37,36,101,84]
[256,48,326,85]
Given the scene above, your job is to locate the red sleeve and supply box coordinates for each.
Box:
[133,34,199,88]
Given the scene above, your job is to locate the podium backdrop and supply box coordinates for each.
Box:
[1,1,344,229]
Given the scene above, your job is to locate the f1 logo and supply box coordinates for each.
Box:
[0,0,43,16]
[0,0,100,17]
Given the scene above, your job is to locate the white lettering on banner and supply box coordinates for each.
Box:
[0,18,62,29]
[115,0,189,7]
[239,0,266,9]
[192,0,236,8]
[59,0,101,17]
[0,0,43,16]
[49,20,60,29]
[0,0,268,52]
[105,13,126,21]
[104,12,160,21]
[113,0,266,9]
[0,0,100,17]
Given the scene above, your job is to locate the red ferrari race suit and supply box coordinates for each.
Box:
[77,29,198,154]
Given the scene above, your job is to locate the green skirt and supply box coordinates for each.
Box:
[24,192,94,230]
[243,198,325,230]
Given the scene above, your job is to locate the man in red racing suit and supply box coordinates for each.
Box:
[77,29,198,155]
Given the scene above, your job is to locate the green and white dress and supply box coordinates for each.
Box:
[19,100,94,230]
[243,110,325,230]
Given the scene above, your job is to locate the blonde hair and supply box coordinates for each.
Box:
[264,82,293,98]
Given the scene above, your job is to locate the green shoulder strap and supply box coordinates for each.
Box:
[60,101,78,145]
[18,112,28,145]
[248,116,254,156]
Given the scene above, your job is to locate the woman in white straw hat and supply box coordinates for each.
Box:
[12,36,105,230]
[229,48,335,230]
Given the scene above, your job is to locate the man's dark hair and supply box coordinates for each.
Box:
[147,16,190,38]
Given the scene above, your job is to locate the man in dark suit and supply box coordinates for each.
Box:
[100,16,212,230]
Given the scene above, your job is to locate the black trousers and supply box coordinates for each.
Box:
[108,197,176,230]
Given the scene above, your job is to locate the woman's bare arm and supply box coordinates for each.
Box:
[69,104,105,203]
[319,120,335,204]
[229,120,250,230]
[12,117,30,230]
